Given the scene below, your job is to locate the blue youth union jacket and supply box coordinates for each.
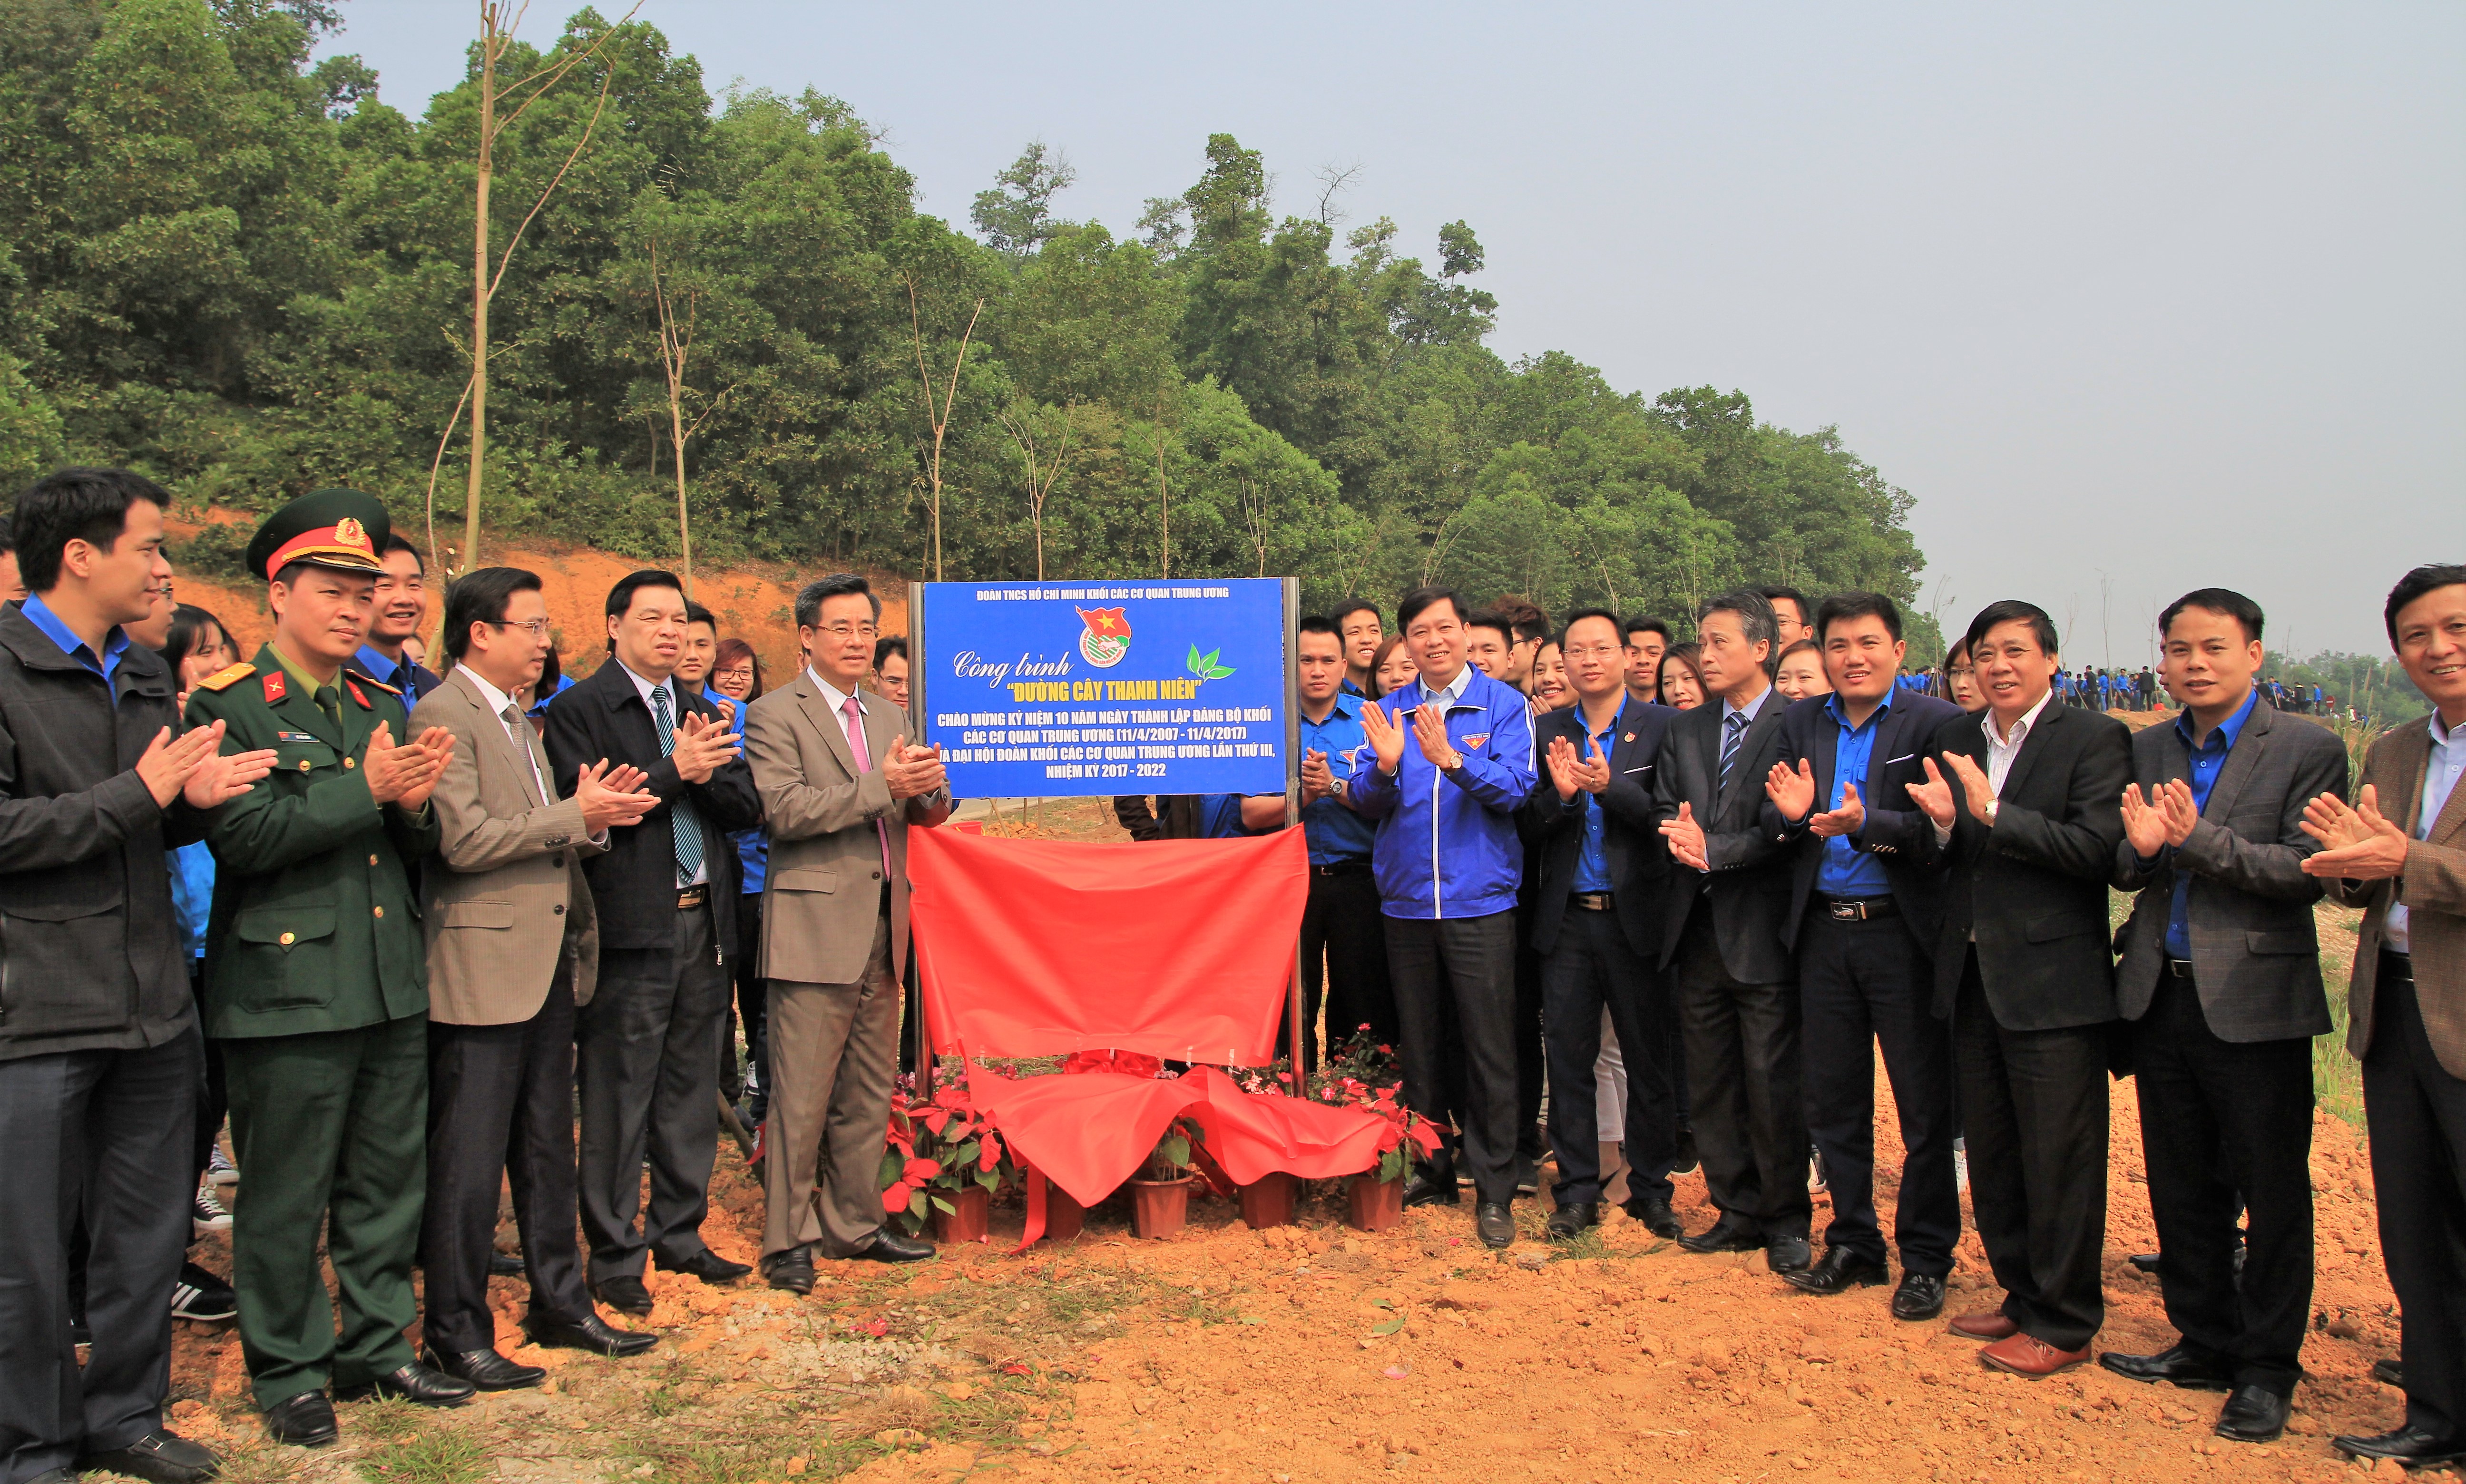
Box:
[1346,668,1537,919]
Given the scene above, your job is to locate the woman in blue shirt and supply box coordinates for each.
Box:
[708,638,772,1123]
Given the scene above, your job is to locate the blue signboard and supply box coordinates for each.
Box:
[911,578,1294,799]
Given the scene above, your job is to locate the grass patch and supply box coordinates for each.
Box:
[357,1425,489,1484]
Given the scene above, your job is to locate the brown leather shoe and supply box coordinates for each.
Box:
[1979,1332,2091,1377]
[1948,1309,2020,1340]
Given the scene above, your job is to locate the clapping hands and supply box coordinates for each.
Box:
[883,740,947,801]
[670,710,742,784]
[2300,784,2411,880]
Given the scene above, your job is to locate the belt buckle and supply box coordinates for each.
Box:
[677,886,706,909]
[1829,901,1861,921]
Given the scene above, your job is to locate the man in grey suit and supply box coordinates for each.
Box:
[2099,589,2349,1445]
[1652,589,1806,1272]
[411,568,663,1389]
[743,574,950,1292]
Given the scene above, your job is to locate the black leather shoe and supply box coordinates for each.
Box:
[663,1249,752,1284]
[1623,1195,1682,1239]
[2375,1357,2405,1388]
[2098,1342,2234,1392]
[2333,1424,2466,1468]
[262,1390,338,1448]
[1678,1213,1761,1254]
[762,1245,816,1294]
[1475,1201,1515,1249]
[335,1362,476,1407]
[1780,1246,1887,1294]
[524,1310,658,1358]
[78,1430,221,1484]
[1401,1174,1460,1209]
[2215,1385,2289,1444]
[422,1345,543,1392]
[2127,1251,2162,1274]
[850,1227,935,1263]
[1891,1272,1947,1321]
[592,1275,655,1315]
[1545,1202,1600,1240]
[1764,1233,1813,1273]
[488,1250,525,1278]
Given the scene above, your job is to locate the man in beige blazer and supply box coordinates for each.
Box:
[2301,564,2466,1470]
[410,567,663,1390]
[744,573,949,1290]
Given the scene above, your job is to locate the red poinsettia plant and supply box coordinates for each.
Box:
[1314,1073,1446,1184]
[878,1074,1013,1235]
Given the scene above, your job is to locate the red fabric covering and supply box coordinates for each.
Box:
[909,827,1309,1065]
[970,1064,1203,1208]
[1175,1068,1391,1186]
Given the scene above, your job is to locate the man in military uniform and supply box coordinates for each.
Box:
[183,490,470,1445]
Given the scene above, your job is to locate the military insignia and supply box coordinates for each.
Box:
[345,680,371,710]
[262,670,288,703]
[1462,732,1489,748]
[275,731,319,743]
[352,672,401,695]
[196,663,255,693]
[1623,732,1636,742]
[335,516,369,551]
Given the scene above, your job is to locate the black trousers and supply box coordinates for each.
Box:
[725,891,769,1096]
[1285,864,1393,1073]
[1801,911,1959,1274]
[1512,916,1546,1178]
[0,1029,199,1484]
[1540,904,1678,1207]
[420,964,593,1354]
[1673,906,1808,1235]
[577,903,730,1283]
[1952,949,2109,1351]
[187,963,226,1206]
[2134,967,2312,1395]
[2363,961,2466,1440]
[1385,911,1520,1204]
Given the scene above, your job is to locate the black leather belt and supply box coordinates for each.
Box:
[1312,859,1371,878]
[2381,948,2416,984]
[1821,896,1897,922]
[676,885,708,909]
[1571,892,1612,912]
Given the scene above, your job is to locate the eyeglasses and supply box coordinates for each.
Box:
[488,618,553,637]
[714,666,754,682]
[1562,644,1623,660]
[812,623,878,641]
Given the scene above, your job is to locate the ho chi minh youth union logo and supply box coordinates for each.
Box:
[1075,606,1133,669]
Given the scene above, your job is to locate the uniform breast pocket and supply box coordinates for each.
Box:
[275,742,340,777]
[226,907,339,1012]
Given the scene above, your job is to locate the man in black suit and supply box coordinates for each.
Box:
[1761,592,1964,1320]
[544,570,763,1315]
[1652,589,1807,1272]
[1908,599,2130,1377]
[1523,609,1679,1239]
[2100,588,2350,1444]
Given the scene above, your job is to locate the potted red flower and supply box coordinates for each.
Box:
[1314,1075,1444,1233]
[879,1075,1011,1243]
[1131,1116,1204,1239]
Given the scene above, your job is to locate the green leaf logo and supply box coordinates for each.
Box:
[1186,644,1236,682]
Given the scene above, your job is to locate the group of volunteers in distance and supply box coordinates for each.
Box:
[2,463,2461,1479]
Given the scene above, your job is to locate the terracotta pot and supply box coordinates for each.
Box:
[1130,1176,1192,1240]
[1347,1172,1403,1233]
[1239,1172,1297,1229]
[1043,1184,1086,1242]
[930,1183,990,1244]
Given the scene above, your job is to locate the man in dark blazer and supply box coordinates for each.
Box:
[1908,599,2131,1378]
[1522,609,1679,1238]
[1761,592,1964,1321]
[2098,588,2348,1445]
[544,570,762,1316]
[1652,589,1806,1272]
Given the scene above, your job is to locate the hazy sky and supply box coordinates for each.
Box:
[322,1,2463,659]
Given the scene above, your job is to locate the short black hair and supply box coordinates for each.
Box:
[1489,596,1549,645]
[1396,586,1464,633]
[445,566,543,662]
[1963,599,2060,659]
[2159,587,2264,645]
[1623,615,1671,647]
[1815,590,1904,644]
[796,572,880,628]
[1778,638,1823,663]
[1328,597,1381,632]
[1759,586,1811,625]
[685,601,717,631]
[604,569,686,653]
[2384,565,2466,649]
[1464,609,1514,647]
[0,512,13,556]
[382,533,423,571]
[1296,615,1339,639]
[1697,589,1779,651]
[1560,607,1623,645]
[12,467,168,593]
[160,604,228,672]
[872,634,908,669]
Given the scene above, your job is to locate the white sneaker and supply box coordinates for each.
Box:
[192,1184,233,1235]
[206,1145,239,1188]
[1954,1137,1970,1194]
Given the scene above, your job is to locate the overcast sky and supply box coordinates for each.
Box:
[323,1,2463,660]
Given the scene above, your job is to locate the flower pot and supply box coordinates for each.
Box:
[931,1183,991,1244]
[1347,1172,1403,1233]
[1239,1172,1297,1230]
[1130,1176,1192,1240]
[1043,1183,1086,1242]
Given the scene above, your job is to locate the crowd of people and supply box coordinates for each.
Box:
[3,465,2461,1479]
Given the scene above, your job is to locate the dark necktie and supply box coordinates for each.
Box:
[650,684,705,887]
[313,684,342,731]
[1717,708,1747,794]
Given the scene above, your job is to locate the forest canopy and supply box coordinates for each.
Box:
[0,0,1935,647]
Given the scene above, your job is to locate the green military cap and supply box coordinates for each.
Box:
[246,488,391,581]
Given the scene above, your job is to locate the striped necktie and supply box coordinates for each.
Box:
[1717,708,1747,794]
[650,683,705,887]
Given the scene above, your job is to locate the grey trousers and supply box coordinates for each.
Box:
[763,912,902,1259]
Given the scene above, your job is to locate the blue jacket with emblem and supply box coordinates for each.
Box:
[1345,667,1537,919]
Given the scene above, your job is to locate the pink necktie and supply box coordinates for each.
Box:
[844,695,890,876]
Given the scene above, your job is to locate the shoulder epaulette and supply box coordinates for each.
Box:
[352,672,402,695]
[194,663,255,693]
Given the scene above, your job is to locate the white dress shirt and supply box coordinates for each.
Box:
[2389,707,2462,955]
[1985,688,2055,797]
[459,666,549,804]
[616,658,707,885]
[806,668,874,760]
